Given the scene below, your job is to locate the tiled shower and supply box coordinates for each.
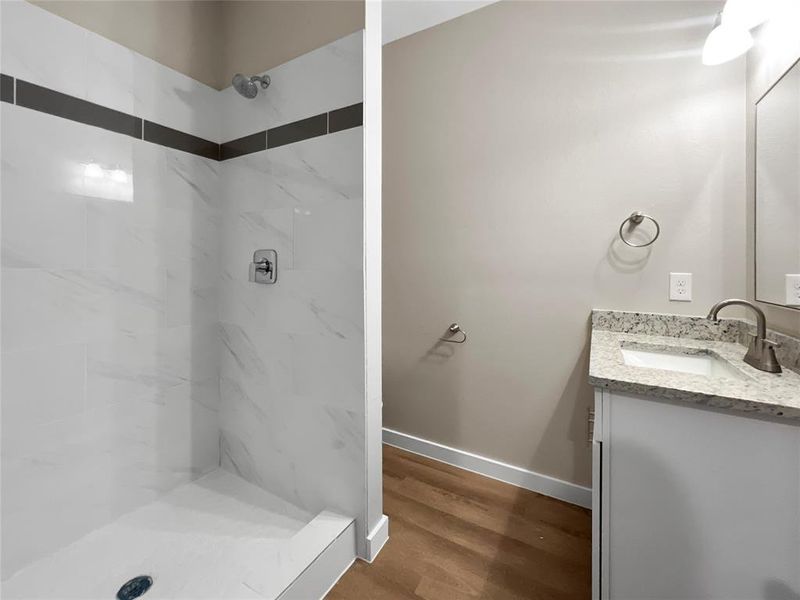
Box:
[0,1,378,597]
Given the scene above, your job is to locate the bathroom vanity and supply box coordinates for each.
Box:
[589,310,800,600]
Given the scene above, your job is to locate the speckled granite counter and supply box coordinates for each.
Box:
[589,310,800,421]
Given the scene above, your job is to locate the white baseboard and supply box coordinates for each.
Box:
[383,428,592,509]
[364,514,389,563]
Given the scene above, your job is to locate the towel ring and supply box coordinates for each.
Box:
[440,323,467,344]
[619,211,660,248]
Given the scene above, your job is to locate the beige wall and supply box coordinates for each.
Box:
[746,5,800,337]
[383,0,745,488]
[31,0,364,90]
[32,0,223,88]
[219,0,363,88]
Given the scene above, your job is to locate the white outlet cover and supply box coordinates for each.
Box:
[670,272,692,302]
[786,274,800,306]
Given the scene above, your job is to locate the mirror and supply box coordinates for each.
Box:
[755,57,800,309]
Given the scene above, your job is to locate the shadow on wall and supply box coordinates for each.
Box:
[606,223,655,274]
[419,332,458,364]
[188,1,221,482]
[152,5,223,489]
[532,317,594,487]
[764,581,800,600]
[413,324,466,453]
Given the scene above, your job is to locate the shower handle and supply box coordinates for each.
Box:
[249,249,277,284]
[254,258,272,275]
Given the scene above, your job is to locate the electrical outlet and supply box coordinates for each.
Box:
[670,272,692,302]
[786,274,800,306]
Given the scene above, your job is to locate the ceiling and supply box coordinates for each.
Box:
[382,0,500,45]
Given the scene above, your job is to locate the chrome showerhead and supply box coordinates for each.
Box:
[232,73,270,99]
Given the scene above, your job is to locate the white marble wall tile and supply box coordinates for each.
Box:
[293,200,362,271]
[121,380,221,476]
[1,104,135,199]
[87,324,219,407]
[133,139,222,216]
[85,200,161,272]
[86,142,221,275]
[165,257,219,329]
[1,345,86,431]
[2,451,116,578]
[86,328,189,411]
[221,399,364,518]
[2,344,220,579]
[1,174,86,269]
[219,269,364,341]
[1,389,218,578]
[263,128,363,209]
[134,52,221,142]
[216,151,271,213]
[0,1,219,139]
[222,207,294,272]
[291,336,364,404]
[218,275,261,332]
[0,10,223,578]
[219,84,267,143]
[93,267,166,335]
[85,29,135,114]
[218,322,294,397]
[220,31,363,141]
[2,269,112,351]
[0,0,87,99]
[267,269,364,339]
[0,266,166,349]
[261,30,362,126]
[218,41,365,522]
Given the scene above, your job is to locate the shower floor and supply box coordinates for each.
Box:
[2,470,353,600]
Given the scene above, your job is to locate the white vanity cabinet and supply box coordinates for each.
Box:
[592,389,800,600]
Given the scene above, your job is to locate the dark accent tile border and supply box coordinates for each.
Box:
[16,79,142,138]
[6,75,363,161]
[329,103,363,134]
[1,74,13,104]
[143,121,219,160]
[220,102,364,159]
[268,113,328,149]
[220,131,267,161]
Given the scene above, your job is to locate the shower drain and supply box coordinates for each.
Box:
[116,575,153,600]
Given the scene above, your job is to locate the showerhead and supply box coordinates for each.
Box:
[232,73,270,99]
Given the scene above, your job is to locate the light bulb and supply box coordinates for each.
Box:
[84,162,104,178]
[702,16,754,65]
[722,0,772,30]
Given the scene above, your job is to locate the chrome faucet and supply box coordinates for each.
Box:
[707,299,781,373]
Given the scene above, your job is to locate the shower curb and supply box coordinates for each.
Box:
[276,519,357,600]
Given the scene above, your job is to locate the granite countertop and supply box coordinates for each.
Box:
[589,310,800,421]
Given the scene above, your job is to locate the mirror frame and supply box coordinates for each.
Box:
[754,55,800,311]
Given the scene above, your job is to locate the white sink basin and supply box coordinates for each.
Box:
[621,347,746,381]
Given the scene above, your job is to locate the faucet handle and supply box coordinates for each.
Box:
[765,339,780,348]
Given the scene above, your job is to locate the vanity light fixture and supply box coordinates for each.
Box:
[702,0,776,66]
[702,11,754,66]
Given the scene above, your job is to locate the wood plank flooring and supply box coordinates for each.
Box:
[327,445,591,600]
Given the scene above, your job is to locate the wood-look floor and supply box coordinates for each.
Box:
[328,445,591,600]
